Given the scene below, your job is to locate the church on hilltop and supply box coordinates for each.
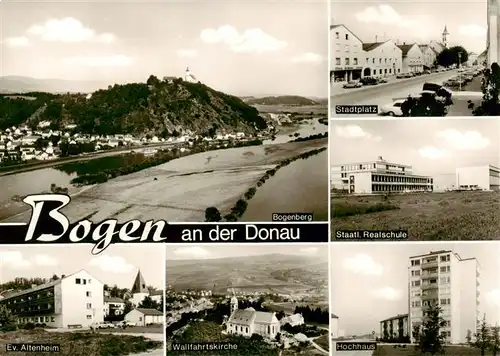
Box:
[130,270,163,306]
[225,294,280,339]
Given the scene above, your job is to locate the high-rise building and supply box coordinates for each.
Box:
[488,0,500,66]
[408,250,480,344]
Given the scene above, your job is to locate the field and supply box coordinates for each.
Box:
[3,138,327,224]
[0,329,162,356]
[166,253,328,298]
[265,301,329,316]
[331,191,500,240]
[253,104,328,115]
[373,344,495,355]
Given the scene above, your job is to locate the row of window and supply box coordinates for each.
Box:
[411,254,451,266]
[411,276,451,287]
[334,57,400,66]
[18,316,55,324]
[7,291,53,304]
[410,298,451,308]
[411,265,450,276]
[75,278,92,285]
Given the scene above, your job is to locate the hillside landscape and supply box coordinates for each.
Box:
[243,95,322,106]
[0,75,268,136]
[166,253,328,296]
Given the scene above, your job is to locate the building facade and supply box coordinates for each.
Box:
[398,43,424,73]
[226,296,280,339]
[125,308,163,326]
[379,314,409,341]
[0,270,104,328]
[331,156,433,194]
[419,45,438,69]
[456,165,500,191]
[104,297,125,317]
[362,40,402,78]
[488,0,500,66]
[428,40,446,55]
[330,24,364,82]
[331,313,339,338]
[408,251,480,344]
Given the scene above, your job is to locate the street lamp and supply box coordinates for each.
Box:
[458,52,462,91]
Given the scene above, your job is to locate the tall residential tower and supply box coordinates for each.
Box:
[488,0,500,66]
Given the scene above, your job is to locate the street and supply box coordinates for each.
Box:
[332,338,375,356]
[330,69,468,117]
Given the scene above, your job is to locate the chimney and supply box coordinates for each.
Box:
[61,274,65,279]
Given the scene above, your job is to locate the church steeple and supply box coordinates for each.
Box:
[442,25,449,48]
[131,269,148,294]
[230,289,238,314]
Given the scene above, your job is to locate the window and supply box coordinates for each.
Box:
[51,317,55,322]
[411,270,421,276]
[411,301,421,308]
[344,45,349,52]
[335,32,339,39]
[440,266,450,273]
[335,44,340,52]
[34,317,38,322]
[86,303,92,309]
[87,315,92,319]
[440,298,451,305]
[76,278,81,284]
[411,280,421,287]
[86,291,92,297]
[440,254,450,262]
[335,58,341,65]
[45,317,49,322]
[139,317,143,322]
[353,58,358,65]
[88,279,91,284]
[345,58,350,65]
[440,276,451,284]
[345,34,349,40]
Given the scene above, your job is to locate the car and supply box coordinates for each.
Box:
[423,70,431,74]
[379,99,406,116]
[360,77,378,85]
[91,322,115,329]
[422,83,453,105]
[378,78,388,83]
[120,321,137,327]
[343,81,362,89]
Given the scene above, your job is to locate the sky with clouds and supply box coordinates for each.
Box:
[330,119,500,175]
[331,0,487,53]
[0,0,327,97]
[165,244,328,260]
[0,245,164,289]
[330,242,500,336]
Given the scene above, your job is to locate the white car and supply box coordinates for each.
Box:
[92,321,115,329]
[380,99,405,116]
[120,321,137,327]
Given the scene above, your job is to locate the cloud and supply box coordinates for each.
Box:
[34,254,58,266]
[62,55,133,67]
[171,246,211,259]
[0,250,31,269]
[27,17,116,43]
[299,247,319,255]
[335,125,381,141]
[176,49,198,58]
[418,146,448,159]
[5,37,30,47]
[355,5,416,28]
[436,129,490,150]
[88,255,134,273]
[291,52,324,64]
[372,287,403,301]
[459,24,487,38]
[342,254,383,276]
[200,25,287,53]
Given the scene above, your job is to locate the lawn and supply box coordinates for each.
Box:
[0,329,162,356]
[331,191,500,240]
[314,334,329,350]
[373,344,495,355]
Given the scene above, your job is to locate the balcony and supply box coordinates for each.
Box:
[421,283,439,291]
[422,293,439,301]
[421,260,438,269]
[421,272,439,279]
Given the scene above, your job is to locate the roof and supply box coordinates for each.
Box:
[254,311,277,324]
[397,44,416,56]
[282,314,304,323]
[131,270,148,294]
[104,297,124,303]
[330,24,364,44]
[381,314,408,322]
[332,313,339,319]
[362,42,386,52]
[150,290,163,296]
[228,309,256,325]
[135,308,163,316]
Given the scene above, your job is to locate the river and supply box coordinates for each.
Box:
[0,118,328,222]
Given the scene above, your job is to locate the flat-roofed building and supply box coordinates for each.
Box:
[379,314,409,341]
[331,156,433,194]
[456,165,500,191]
[0,270,104,328]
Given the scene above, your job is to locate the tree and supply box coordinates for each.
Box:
[436,46,469,67]
[416,302,446,355]
[492,325,500,356]
[0,305,16,326]
[473,314,491,356]
[138,295,159,310]
[51,274,59,281]
[205,207,222,222]
[146,75,160,87]
[472,63,500,116]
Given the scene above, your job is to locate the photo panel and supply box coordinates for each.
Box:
[330,0,497,118]
[165,243,330,355]
[0,244,165,355]
[330,242,500,355]
[330,117,500,241]
[0,0,329,226]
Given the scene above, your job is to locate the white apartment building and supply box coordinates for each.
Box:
[379,314,409,341]
[330,24,364,82]
[398,43,424,73]
[331,156,433,194]
[456,165,500,191]
[488,0,500,66]
[419,45,438,69]
[362,40,403,78]
[0,270,104,328]
[408,250,480,344]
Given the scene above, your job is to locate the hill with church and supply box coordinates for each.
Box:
[0,74,268,136]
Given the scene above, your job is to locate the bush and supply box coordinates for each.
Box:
[0,324,17,332]
[472,63,500,115]
[23,323,35,330]
[205,207,222,222]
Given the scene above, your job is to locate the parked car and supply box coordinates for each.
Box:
[422,83,453,105]
[379,99,405,116]
[343,81,362,89]
[120,321,137,327]
[378,78,388,83]
[423,69,431,74]
[360,77,378,85]
[91,322,115,329]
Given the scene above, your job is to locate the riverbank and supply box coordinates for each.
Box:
[1,138,327,223]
